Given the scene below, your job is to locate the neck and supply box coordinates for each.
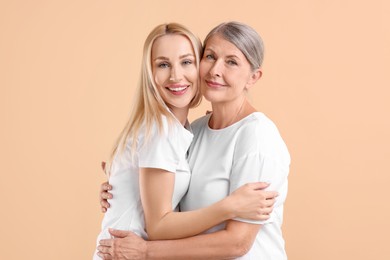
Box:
[209,97,256,129]
[169,107,189,126]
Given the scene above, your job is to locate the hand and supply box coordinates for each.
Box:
[228,182,278,221]
[97,229,147,260]
[100,161,112,213]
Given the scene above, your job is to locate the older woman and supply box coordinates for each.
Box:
[98,21,289,259]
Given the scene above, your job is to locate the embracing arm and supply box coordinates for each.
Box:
[139,168,274,240]
[98,220,260,260]
[140,167,230,240]
[146,220,260,259]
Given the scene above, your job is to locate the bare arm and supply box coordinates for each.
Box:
[140,167,231,240]
[146,220,260,259]
[139,167,275,240]
[98,220,260,260]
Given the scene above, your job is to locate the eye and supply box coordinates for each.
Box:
[158,62,170,68]
[227,59,238,66]
[204,54,215,60]
[182,59,193,65]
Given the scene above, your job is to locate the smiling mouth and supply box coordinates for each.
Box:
[165,85,190,95]
[205,80,225,88]
[167,86,188,92]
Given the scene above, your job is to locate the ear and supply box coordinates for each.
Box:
[245,68,262,90]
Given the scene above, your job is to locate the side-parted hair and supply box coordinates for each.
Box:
[108,23,202,170]
[203,21,264,71]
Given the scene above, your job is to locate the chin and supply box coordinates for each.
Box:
[202,92,223,103]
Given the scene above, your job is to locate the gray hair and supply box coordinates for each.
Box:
[203,21,264,70]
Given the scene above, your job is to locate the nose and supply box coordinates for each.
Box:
[169,65,182,82]
[209,59,222,77]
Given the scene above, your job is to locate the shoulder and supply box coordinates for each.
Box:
[235,113,290,161]
[139,115,192,155]
[236,113,280,141]
[148,115,183,136]
[241,112,277,130]
[138,115,181,144]
[190,114,210,135]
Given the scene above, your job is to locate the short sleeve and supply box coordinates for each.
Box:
[137,122,183,173]
[230,152,289,225]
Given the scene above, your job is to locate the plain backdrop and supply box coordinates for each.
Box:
[1,0,390,259]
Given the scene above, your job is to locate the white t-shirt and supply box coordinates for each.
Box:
[181,112,290,260]
[93,116,193,260]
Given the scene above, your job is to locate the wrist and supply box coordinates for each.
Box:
[220,195,236,220]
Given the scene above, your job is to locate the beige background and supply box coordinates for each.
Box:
[1,0,389,259]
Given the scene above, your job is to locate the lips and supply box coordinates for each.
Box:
[165,84,190,95]
[204,80,226,88]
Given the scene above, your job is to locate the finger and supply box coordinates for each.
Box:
[264,198,275,207]
[97,252,112,260]
[100,200,111,209]
[258,214,271,221]
[249,182,270,190]
[99,239,113,247]
[101,207,107,213]
[109,228,132,238]
[101,183,112,192]
[100,182,109,191]
[261,206,274,215]
[101,191,113,200]
[264,191,279,199]
[98,245,112,255]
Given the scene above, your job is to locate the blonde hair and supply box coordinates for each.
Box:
[204,21,264,70]
[107,23,202,171]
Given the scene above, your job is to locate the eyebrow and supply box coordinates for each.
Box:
[204,48,241,60]
[179,53,195,59]
[153,53,194,61]
[226,55,240,59]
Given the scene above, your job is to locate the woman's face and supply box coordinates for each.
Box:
[151,34,198,111]
[199,34,260,104]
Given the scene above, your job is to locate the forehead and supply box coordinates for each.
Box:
[152,34,194,58]
[204,34,243,57]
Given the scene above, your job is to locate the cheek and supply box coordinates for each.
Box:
[153,70,169,87]
[153,74,168,98]
[188,67,199,84]
[199,61,209,79]
[231,78,249,92]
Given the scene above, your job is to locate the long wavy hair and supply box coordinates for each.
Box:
[107,23,202,173]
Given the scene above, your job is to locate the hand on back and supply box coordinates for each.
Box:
[100,161,112,213]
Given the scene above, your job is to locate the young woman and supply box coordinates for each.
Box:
[98,21,290,260]
[94,23,278,259]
